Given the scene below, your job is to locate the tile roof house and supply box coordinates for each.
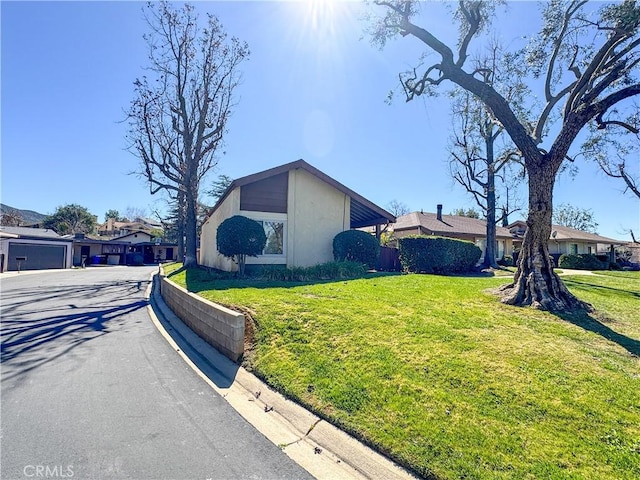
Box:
[200,159,395,272]
[508,221,625,258]
[392,205,515,262]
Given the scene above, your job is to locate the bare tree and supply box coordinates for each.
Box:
[126,1,249,268]
[449,87,524,267]
[123,206,148,223]
[387,199,411,216]
[553,203,599,233]
[372,0,640,311]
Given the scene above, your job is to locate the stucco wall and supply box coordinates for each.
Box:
[199,168,353,271]
[549,241,598,255]
[200,188,240,271]
[159,274,244,361]
[287,168,350,267]
[72,243,103,265]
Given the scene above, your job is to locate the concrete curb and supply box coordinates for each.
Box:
[145,272,417,480]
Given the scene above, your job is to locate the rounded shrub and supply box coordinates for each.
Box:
[217,215,267,276]
[333,230,380,269]
[397,235,482,274]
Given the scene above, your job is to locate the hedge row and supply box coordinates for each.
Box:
[261,261,367,282]
[558,253,608,270]
[398,236,482,274]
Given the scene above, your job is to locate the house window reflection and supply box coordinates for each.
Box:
[259,221,285,255]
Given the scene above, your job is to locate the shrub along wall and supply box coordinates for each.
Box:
[558,253,608,270]
[398,236,482,274]
[333,230,380,269]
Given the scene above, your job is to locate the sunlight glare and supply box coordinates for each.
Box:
[307,0,338,33]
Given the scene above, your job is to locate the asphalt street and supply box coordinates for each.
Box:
[1,266,313,480]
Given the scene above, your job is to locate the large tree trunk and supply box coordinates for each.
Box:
[484,158,498,268]
[183,179,199,269]
[176,191,185,261]
[500,164,589,311]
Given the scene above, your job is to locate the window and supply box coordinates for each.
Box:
[570,243,578,254]
[260,221,285,255]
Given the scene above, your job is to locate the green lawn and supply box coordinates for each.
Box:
[164,264,640,480]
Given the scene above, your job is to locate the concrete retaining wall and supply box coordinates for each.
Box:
[159,274,245,362]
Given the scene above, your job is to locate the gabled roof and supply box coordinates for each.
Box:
[394,212,514,238]
[211,159,396,228]
[508,221,624,244]
[110,230,154,242]
[549,225,622,244]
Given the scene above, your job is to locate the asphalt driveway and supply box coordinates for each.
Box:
[0,266,313,480]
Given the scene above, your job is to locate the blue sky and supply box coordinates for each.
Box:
[2,1,638,240]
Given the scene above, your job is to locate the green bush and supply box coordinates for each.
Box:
[261,261,367,282]
[217,215,267,277]
[558,253,608,270]
[333,230,380,269]
[498,255,514,267]
[398,236,482,274]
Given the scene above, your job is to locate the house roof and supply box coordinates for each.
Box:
[110,230,153,241]
[211,159,396,228]
[394,212,514,238]
[0,226,73,241]
[508,221,624,244]
[549,225,623,244]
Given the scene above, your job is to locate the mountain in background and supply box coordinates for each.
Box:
[0,203,47,224]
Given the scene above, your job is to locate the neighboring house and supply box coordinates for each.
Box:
[392,206,515,262]
[508,221,624,260]
[200,159,395,272]
[0,226,73,272]
[71,234,130,266]
[97,217,163,238]
[110,230,177,264]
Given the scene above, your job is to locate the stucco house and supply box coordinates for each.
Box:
[72,230,178,266]
[200,160,395,272]
[72,234,130,266]
[392,206,515,262]
[109,230,178,264]
[0,226,73,272]
[508,221,624,260]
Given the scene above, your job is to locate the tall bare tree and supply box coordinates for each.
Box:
[553,203,599,233]
[372,0,640,311]
[127,1,249,268]
[449,87,524,267]
[386,199,411,217]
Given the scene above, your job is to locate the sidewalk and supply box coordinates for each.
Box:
[146,273,417,480]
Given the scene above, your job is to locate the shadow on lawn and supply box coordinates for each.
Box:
[557,276,640,356]
[554,310,640,356]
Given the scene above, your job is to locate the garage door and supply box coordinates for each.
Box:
[7,243,66,271]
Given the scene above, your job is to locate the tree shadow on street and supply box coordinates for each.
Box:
[1,280,150,380]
